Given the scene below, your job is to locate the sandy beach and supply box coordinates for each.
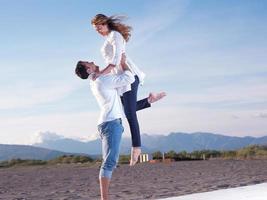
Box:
[0,160,267,200]
[162,182,267,200]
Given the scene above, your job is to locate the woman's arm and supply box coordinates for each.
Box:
[94,53,128,77]
[92,55,127,80]
[93,32,125,80]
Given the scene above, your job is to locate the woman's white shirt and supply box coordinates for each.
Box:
[101,31,145,95]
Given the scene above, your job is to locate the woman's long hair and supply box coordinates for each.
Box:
[91,14,132,42]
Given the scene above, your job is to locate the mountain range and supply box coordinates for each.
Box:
[33,132,267,154]
[0,144,87,161]
[1,132,267,161]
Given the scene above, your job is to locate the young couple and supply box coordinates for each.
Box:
[75,14,166,200]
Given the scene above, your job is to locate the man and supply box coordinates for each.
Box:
[75,57,165,199]
[75,58,144,200]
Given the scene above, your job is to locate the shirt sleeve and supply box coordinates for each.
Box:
[106,71,135,89]
[109,31,124,66]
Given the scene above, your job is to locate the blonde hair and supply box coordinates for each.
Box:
[91,14,132,42]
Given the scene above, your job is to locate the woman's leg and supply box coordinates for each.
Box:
[122,76,141,147]
[121,97,151,112]
[136,98,151,111]
[121,92,167,112]
[121,76,166,165]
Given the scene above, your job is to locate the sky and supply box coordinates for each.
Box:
[0,0,267,145]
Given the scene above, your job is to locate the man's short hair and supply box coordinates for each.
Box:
[75,61,89,79]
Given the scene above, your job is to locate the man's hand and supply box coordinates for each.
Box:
[120,53,127,66]
[120,53,130,71]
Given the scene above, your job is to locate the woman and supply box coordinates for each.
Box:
[91,14,166,166]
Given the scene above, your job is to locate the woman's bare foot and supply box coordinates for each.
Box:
[130,147,141,166]
[148,92,166,104]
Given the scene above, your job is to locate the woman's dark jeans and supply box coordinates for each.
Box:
[121,76,151,147]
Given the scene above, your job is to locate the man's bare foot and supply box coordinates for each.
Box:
[148,92,166,104]
[130,147,141,166]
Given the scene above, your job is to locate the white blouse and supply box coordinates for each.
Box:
[101,31,145,95]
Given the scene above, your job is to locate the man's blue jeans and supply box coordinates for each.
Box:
[97,118,124,179]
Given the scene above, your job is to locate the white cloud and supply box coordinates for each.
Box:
[137,106,267,137]
[0,81,80,110]
[29,130,97,145]
[0,111,100,145]
[164,80,267,109]
[253,113,267,119]
[129,0,188,48]
[1,101,267,145]
[1,72,266,145]
[31,131,65,144]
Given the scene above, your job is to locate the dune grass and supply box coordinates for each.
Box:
[1,145,266,168]
[0,155,94,168]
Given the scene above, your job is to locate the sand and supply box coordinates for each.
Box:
[0,160,267,200]
[161,183,267,200]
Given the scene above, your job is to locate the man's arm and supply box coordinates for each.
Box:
[120,53,129,71]
[106,56,134,89]
[91,54,127,80]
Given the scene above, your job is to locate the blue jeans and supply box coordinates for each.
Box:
[97,118,124,179]
[121,75,151,147]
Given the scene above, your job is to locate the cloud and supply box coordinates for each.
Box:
[0,111,100,145]
[0,81,79,110]
[30,130,97,144]
[164,80,267,110]
[129,0,188,48]
[31,131,65,144]
[137,105,267,137]
[253,113,267,119]
[1,101,267,145]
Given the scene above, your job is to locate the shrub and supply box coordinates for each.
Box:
[0,159,47,168]
[152,151,163,160]
[119,155,130,164]
[48,155,94,164]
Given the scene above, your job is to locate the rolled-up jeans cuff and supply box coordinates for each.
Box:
[99,168,113,179]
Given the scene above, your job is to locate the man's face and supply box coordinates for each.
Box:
[82,62,98,74]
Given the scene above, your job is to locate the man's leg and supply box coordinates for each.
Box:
[98,119,124,200]
[100,177,110,200]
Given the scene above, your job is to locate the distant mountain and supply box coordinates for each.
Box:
[33,132,267,155]
[2,132,266,161]
[141,132,267,152]
[34,137,103,155]
[0,144,89,161]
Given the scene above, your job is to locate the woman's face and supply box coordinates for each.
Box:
[93,23,109,36]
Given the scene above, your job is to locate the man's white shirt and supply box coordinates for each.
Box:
[90,70,135,125]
